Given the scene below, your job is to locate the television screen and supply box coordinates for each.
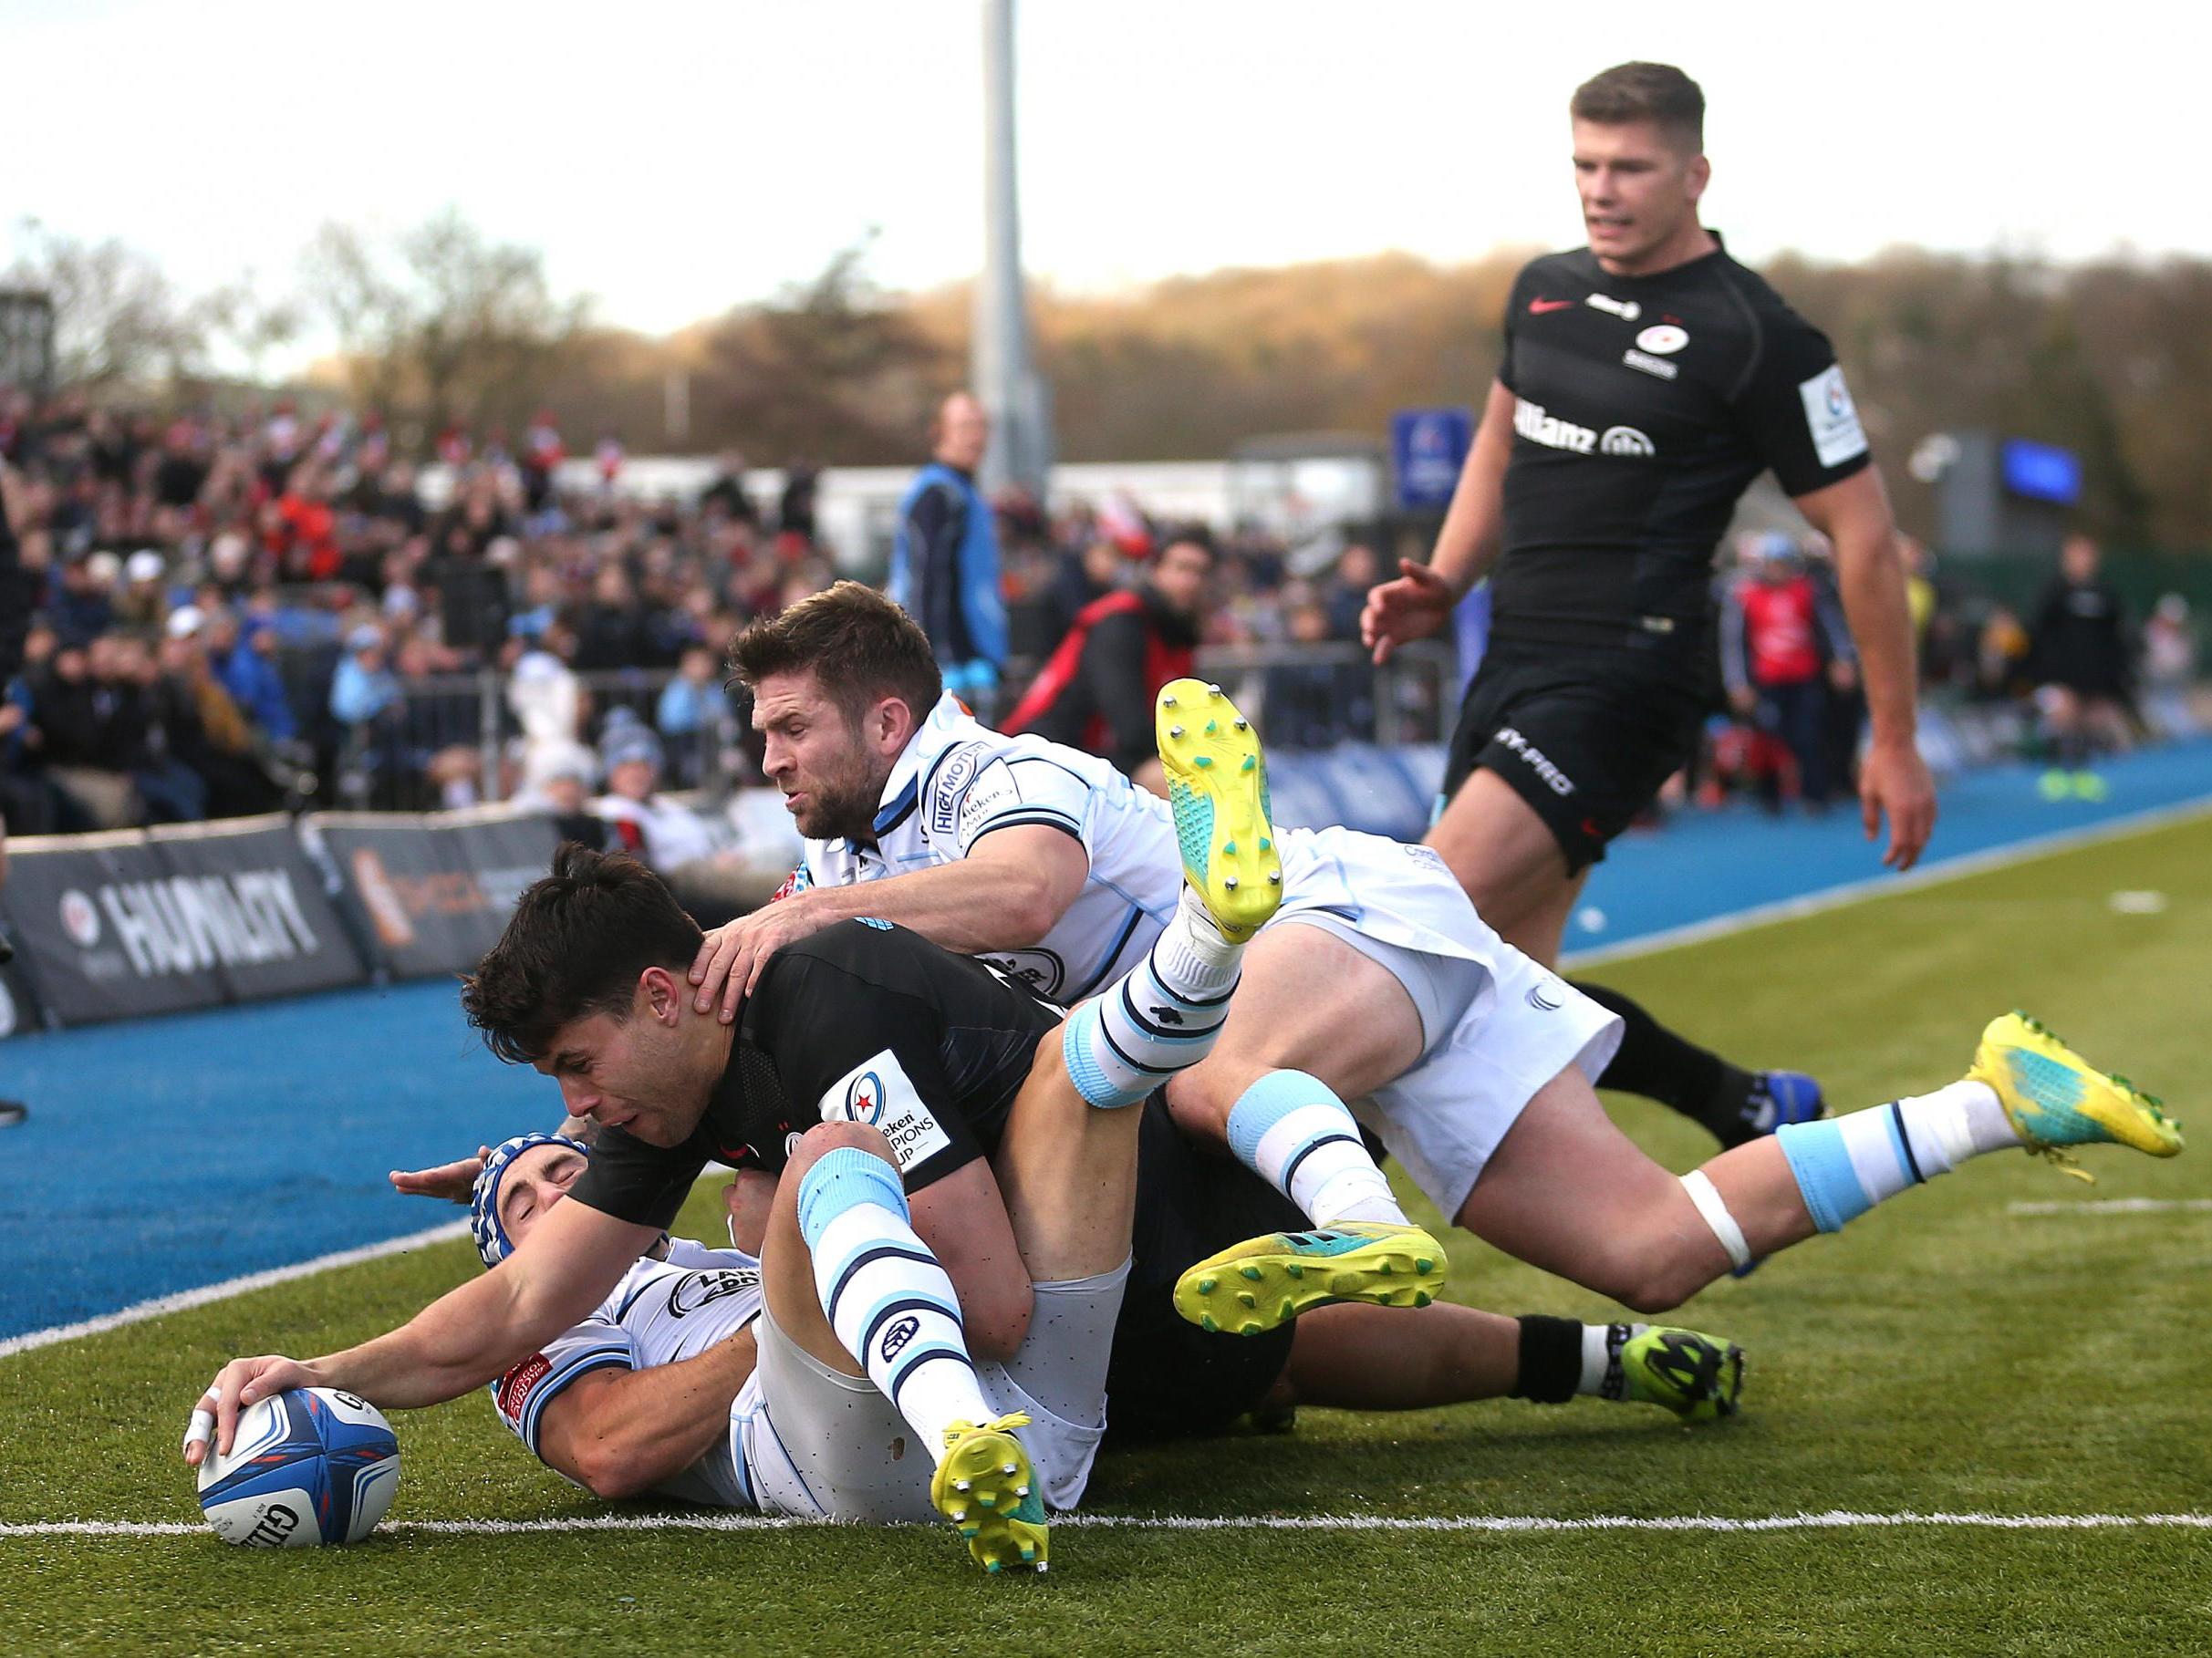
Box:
[2001,439,2082,505]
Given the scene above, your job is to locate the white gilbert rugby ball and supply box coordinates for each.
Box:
[195,1386,400,1547]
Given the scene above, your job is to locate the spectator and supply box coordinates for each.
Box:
[699,451,759,528]
[887,390,1005,712]
[655,641,724,787]
[513,740,608,850]
[117,549,170,629]
[591,712,768,925]
[332,623,401,726]
[506,618,584,787]
[777,460,819,542]
[34,637,145,828]
[2140,594,2197,739]
[1004,533,1212,789]
[2029,534,2134,800]
[159,607,283,818]
[48,554,115,648]
[210,613,298,743]
[1720,534,1856,810]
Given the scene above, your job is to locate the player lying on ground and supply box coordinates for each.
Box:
[460,1124,1740,1509]
[188,697,1306,1574]
[681,587,2181,1332]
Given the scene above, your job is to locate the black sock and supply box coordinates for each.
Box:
[1570,981,1753,1139]
[1509,1314,1584,1404]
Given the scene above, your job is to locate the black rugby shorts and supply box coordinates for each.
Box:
[1441,643,1705,875]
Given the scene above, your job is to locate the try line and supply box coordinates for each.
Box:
[7,1510,2211,1539]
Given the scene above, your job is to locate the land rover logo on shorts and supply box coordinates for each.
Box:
[846,1071,887,1125]
[58,889,100,948]
[1600,426,1655,457]
[1635,324,1688,355]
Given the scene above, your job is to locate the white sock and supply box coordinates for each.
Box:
[1063,893,1241,1109]
[1226,1071,1407,1227]
[1896,1079,2020,1173]
[799,1149,993,1462]
[1578,1322,1650,1399]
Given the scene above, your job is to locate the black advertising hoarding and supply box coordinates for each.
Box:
[0,829,236,1024]
[312,809,559,980]
[146,816,368,1001]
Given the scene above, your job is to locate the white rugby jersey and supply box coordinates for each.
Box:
[490,1238,767,1508]
[803,692,1181,1002]
[798,693,1494,996]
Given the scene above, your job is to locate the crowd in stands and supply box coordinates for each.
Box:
[0,386,2199,852]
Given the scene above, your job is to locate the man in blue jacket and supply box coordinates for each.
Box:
[888,391,1005,715]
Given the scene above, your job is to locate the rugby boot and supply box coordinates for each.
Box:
[1602,1322,1745,1422]
[1156,678,1282,941]
[1967,1011,2182,1182]
[931,1414,1048,1574]
[1174,1220,1448,1335]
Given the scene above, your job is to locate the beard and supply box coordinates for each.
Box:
[788,766,882,842]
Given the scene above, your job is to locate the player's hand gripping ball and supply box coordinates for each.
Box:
[193,1386,400,1547]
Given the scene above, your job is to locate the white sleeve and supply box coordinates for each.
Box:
[950,754,1090,857]
[490,1318,639,1457]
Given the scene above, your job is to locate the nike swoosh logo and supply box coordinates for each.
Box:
[1527,298,1577,314]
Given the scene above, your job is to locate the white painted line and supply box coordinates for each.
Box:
[2008,1198,2212,1217]
[5,1510,2210,1540]
[1562,793,2212,969]
[0,1223,471,1360]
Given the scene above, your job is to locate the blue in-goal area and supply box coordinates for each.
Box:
[2,737,2208,1343]
[0,979,551,1342]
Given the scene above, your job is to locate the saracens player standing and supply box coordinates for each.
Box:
[1363,61,1937,1148]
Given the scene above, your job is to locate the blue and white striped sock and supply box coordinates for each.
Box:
[797,1145,992,1461]
[1776,1081,2012,1231]
[1063,896,1241,1109]
[1227,1070,1407,1227]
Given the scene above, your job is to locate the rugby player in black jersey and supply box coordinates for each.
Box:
[1364,61,1937,1149]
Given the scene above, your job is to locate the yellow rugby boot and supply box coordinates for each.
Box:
[1967,1011,2182,1181]
[930,1414,1048,1575]
[1157,679,1283,942]
[1173,1220,1448,1335]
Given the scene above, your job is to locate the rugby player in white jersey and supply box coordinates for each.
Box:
[190,684,1324,1574]
[689,585,2181,1339]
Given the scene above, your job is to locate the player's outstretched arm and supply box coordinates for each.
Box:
[184,1196,659,1466]
[688,825,1088,1022]
[1792,468,1937,870]
[1364,378,1515,664]
[535,1327,762,1500]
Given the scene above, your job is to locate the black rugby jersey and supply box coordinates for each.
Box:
[1491,239,1872,657]
[568,919,1060,1231]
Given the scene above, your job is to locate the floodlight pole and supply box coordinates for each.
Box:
[974,0,1053,497]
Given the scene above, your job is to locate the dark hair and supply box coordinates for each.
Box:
[1155,526,1217,565]
[725,580,942,729]
[461,844,702,1064]
[1571,62,1705,151]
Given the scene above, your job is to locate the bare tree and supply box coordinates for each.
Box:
[5,219,206,387]
[299,209,587,438]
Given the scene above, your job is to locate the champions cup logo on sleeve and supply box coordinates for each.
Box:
[820,1050,951,1172]
[1799,365,1870,468]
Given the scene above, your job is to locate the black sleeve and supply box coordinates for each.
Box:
[1079,608,1153,772]
[567,1124,710,1232]
[745,926,990,1194]
[1730,307,1874,499]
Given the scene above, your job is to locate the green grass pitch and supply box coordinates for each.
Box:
[5,814,2211,1655]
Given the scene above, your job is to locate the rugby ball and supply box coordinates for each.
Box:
[195,1386,400,1547]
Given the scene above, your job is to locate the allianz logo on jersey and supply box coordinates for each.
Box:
[1513,399,1655,458]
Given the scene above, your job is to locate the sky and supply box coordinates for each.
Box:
[6,0,2206,354]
